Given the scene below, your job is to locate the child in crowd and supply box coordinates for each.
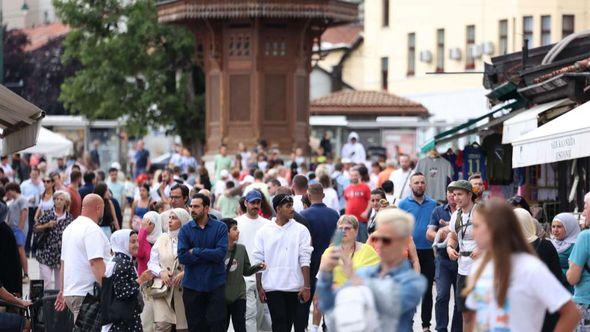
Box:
[223,218,265,332]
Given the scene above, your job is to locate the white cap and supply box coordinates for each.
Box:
[220,169,230,179]
[110,162,121,170]
[342,158,352,164]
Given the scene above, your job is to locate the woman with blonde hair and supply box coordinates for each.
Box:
[34,190,73,289]
[463,199,580,331]
[146,208,192,331]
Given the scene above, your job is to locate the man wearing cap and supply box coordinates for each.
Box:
[236,190,272,332]
[252,194,313,332]
[426,182,461,332]
[341,132,366,164]
[446,180,478,327]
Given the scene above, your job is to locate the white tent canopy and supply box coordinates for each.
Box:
[20,127,73,157]
[512,100,590,168]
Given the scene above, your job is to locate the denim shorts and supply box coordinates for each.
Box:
[12,227,26,247]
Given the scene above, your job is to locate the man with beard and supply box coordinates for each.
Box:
[252,194,312,332]
[468,173,484,202]
[446,180,478,330]
[178,193,228,331]
[236,190,272,332]
[398,172,437,332]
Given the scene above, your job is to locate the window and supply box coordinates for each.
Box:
[499,20,508,55]
[436,29,444,72]
[407,33,416,76]
[541,15,551,46]
[523,16,533,48]
[562,15,575,38]
[382,0,389,27]
[381,57,389,90]
[465,25,475,70]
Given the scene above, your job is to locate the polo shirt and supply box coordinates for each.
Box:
[398,195,437,250]
[178,218,228,292]
[428,204,453,258]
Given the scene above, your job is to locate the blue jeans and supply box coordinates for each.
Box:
[356,222,368,243]
[435,256,462,332]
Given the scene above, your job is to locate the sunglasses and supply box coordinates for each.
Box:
[43,179,53,183]
[277,195,293,206]
[370,235,394,246]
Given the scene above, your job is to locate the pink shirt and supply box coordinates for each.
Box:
[137,228,152,276]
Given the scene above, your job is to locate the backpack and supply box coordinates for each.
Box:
[333,285,379,332]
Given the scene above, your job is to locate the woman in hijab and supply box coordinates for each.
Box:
[146,208,191,332]
[550,212,581,292]
[103,229,141,332]
[137,211,162,276]
[515,208,566,331]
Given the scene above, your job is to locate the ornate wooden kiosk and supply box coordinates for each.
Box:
[157,0,357,153]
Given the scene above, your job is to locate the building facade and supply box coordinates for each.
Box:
[3,0,57,29]
[363,0,588,123]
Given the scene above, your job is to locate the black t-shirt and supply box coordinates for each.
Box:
[482,133,513,185]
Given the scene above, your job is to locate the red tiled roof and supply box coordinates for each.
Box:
[158,0,358,23]
[310,90,429,117]
[21,23,70,52]
[321,23,362,47]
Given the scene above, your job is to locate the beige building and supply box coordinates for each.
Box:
[362,0,586,123]
[3,0,57,29]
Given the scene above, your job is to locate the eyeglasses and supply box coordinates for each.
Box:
[370,235,394,246]
[170,195,183,200]
[337,226,353,232]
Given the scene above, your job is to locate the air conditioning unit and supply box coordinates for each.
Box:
[449,48,462,60]
[419,50,433,63]
[470,45,483,59]
[482,42,495,55]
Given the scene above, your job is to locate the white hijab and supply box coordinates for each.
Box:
[106,229,133,277]
[144,211,162,244]
[167,208,191,240]
[550,213,581,254]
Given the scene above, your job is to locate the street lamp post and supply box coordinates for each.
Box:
[0,0,30,83]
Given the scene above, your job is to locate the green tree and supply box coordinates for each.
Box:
[53,0,205,154]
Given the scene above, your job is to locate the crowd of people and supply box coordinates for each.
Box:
[1,137,590,332]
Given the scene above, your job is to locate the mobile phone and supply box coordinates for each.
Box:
[332,229,345,247]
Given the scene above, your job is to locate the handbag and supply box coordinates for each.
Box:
[100,257,139,325]
[73,284,102,332]
[148,258,178,299]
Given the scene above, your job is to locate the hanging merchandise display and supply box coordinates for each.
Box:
[481,133,513,185]
[462,142,486,180]
[442,148,461,181]
[415,150,454,202]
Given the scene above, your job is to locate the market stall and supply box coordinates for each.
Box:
[0,85,44,154]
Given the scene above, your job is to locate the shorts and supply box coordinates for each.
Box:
[12,227,26,247]
[456,274,468,312]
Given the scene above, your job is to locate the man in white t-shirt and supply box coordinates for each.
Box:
[389,154,413,200]
[291,174,308,213]
[446,180,478,323]
[55,194,111,321]
[236,190,272,332]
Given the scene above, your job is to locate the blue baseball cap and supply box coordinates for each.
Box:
[245,190,263,202]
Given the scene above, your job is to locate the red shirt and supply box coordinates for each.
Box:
[66,185,82,218]
[344,183,371,222]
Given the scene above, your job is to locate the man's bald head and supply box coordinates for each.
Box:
[198,189,212,200]
[81,193,105,224]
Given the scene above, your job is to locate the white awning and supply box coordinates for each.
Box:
[0,85,44,154]
[502,98,572,144]
[21,127,73,157]
[512,100,590,168]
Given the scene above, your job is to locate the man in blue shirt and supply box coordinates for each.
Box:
[78,171,96,200]
[398,172,437,332]
[426,184,461,332]
[178,193,228,332]
[298,183,339,331]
